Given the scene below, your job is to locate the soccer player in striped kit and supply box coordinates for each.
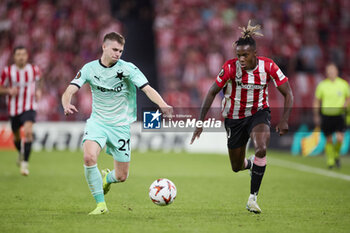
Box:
[191,21,293,213]
[0,46,42,176]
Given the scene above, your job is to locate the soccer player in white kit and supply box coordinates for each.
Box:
[62,32,172,215]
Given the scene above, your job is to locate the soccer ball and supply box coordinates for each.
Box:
[149,178,177,206]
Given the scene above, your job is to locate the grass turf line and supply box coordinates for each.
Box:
[0,150,349,233]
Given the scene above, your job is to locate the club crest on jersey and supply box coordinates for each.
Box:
[116,71,126,80]
[75,71,81,79]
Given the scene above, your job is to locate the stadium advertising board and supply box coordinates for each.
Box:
[0,122,227,153]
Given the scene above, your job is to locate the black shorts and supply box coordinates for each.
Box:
[10,110,36,132]
[224,108,271,149]
[321,114,345,136]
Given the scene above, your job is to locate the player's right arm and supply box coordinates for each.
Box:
[190,62,232,144]
[313,97,321,127]
[0,68,18,96]
[190,61,232,144]
[62,66,89,115]
[61,84,79,115]
[0,85,18,96]
[190,82,222,144]
[313,83,323,127]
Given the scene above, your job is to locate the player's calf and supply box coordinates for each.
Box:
[231,157,254,173]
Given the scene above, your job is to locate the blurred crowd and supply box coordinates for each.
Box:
[154,0,350,108]
[0,0,349,122]
[0,0,122,120]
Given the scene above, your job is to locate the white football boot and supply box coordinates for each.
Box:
[246,194,261,213]
[20,161,29,176]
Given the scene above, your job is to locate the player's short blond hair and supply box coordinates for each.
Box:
[103,32,125,45]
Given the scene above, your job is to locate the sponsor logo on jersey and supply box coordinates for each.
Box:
[236,81,265,90]
[97,83,124,92]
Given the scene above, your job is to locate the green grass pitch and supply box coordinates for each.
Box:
[0,149,349,233]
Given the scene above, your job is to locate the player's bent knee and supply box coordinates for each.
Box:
[116,175,128,182]
[83,154,97,166]
[24,128,32,138]
[231,165,242,173]
[255,146,267,158]
[232,168,240,173]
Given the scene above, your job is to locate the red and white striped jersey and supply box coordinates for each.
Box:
[0,64,41,116]
[215,56,288,119]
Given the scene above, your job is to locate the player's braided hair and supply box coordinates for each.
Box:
[234,20,263,49]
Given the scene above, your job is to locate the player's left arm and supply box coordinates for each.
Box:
[268,60,294,136]
[141,84,173,116]
[276,81,294,136]
[34,65,43,100]
[344,83,350,108]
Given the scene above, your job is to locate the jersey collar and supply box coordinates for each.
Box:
[99,59,117,68]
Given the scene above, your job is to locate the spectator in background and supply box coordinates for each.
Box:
[0,0,122,120]
[314,63,350,168]
[0,46,43,176]
[1,0,350,121]
[154,0,350,109]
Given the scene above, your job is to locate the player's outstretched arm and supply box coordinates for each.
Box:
[35,73,44,101]
[0,69,18,96]
[61,84,79,115]
[0,85,18,96]
[141,84,173,116]
[190,82,222,144]
[313,97,321,127]
[276,81,294,136]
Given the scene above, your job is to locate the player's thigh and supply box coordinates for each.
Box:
[250,123,270,157]
[248,109,271,157]
[225,118,250,171]
[321,114,338,138]
[225,118,250,150]
[334,115,345,142]
[10,115,21,139]
[22,121,33,138]
[82,119,108,150]
[335,132,344,142]
[83,140,102,165]
[20,111,36,140]
[82,119,108,165]
[113,160,130,181]
[106,125,131,163]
